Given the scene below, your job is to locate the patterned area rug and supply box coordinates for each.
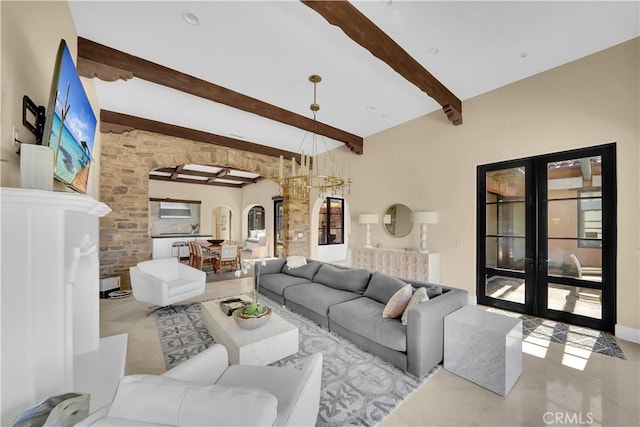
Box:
[487,308,626,359]
[155,297,437,426]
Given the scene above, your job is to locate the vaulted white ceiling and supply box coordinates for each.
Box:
[69,1,639,155]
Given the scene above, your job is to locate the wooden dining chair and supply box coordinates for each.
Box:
[188,241,216,272]
[213,244,239,275]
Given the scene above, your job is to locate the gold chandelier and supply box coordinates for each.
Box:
[278,75,352,199]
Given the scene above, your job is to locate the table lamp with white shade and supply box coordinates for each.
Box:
[412,211,439,253]
[358,214,379,248]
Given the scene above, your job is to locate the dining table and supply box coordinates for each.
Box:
[199,240,223,255]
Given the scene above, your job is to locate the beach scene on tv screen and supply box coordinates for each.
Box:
[48,44,96,193]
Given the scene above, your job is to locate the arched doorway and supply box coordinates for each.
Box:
[212,205,233,241]
[246,205,266,238]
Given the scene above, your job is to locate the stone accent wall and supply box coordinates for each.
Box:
[282,187,310,257]
[99,129,300,287]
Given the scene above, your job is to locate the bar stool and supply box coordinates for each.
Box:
[171,241,187,259]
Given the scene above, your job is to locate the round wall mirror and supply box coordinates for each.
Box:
[383,204,413,238]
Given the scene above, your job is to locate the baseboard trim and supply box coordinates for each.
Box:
[615,324,640,344]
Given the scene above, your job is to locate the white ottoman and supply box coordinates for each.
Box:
[444,305,522,396]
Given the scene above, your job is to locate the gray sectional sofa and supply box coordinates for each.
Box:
[256,258,467,378]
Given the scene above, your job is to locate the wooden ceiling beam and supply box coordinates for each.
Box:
[100,110,305,164]
[170,165,184,180]
[155,167,258,184]
[301,0,462,125]
[149,197,202,204]
[78,37,363,153]
[149,175,244,188]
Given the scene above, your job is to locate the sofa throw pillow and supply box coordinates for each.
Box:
[313,263,371,294]
[401,287,429,325]
[257,258,286,275]
[283,260,323,280]
[426,285,443,299]
[286,256,307,269]
[382,284,413,319]
[364,272,409,304]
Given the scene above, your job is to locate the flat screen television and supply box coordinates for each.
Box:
[41,39,97,194]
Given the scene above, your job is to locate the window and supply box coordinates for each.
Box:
[318,197,344,245]
[274,199,284,258]
[247,206,265,237]
[578,190,602,248]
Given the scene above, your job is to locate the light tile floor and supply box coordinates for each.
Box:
[101,277,640,426]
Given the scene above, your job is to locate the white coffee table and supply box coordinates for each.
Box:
[201,299,299,365]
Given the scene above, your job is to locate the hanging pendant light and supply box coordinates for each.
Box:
[278,75,352,199]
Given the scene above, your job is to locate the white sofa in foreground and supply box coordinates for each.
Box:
[77,344,323,426]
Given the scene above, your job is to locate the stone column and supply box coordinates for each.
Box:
[282,187,309,257]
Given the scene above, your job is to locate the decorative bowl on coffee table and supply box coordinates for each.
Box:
[232,306,272,330]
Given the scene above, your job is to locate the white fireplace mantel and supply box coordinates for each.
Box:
[0,188,112,216]
[1,188,126,424]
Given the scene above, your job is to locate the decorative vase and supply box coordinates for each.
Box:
[232,306,272,330]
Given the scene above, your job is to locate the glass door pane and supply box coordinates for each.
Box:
[480,165,532,308]
[274,199,284,258]
[543,155,603,321]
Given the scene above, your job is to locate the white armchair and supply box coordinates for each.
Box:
[77,344,323,427]
[130,257,206,311]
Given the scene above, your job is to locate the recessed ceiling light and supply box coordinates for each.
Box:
[182,11,199,25]
[229,131,244,139]
[381,0,393,6]
[429,48,440,56]
[520,52,528,59]
[366,106,376,111]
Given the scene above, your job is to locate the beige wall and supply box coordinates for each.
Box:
[338,38,639,330]
[0,1,101,197]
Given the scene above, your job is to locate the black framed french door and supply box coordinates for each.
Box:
[477,144,616,332]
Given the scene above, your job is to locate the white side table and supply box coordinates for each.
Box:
[444,305,522,396]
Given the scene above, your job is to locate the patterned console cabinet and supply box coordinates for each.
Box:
[351,247,441,283]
